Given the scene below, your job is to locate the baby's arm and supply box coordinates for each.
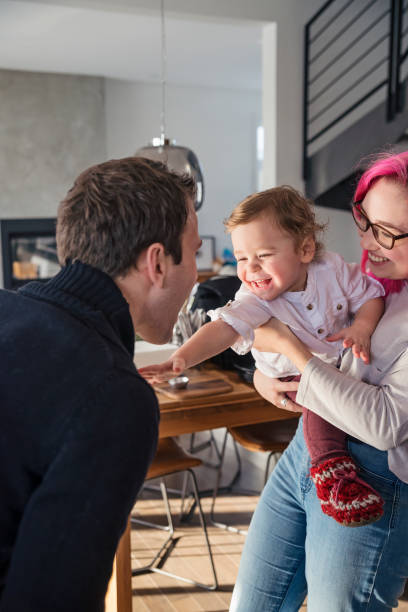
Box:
[326,297,384,364]
[138,319,240,383]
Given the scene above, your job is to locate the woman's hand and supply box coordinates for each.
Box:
[253,318,313,373]
[253,370,302,413]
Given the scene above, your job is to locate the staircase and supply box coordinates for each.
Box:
[303,0,408,209]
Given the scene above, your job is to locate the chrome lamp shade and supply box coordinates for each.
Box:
[136,140,204,212]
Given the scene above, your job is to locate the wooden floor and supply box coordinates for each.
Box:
[131,493,259,611]
[129,432,408,611]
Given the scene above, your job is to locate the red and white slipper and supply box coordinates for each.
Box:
[310,456,384,527]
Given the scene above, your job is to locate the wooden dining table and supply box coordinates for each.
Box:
[105,365,297,612]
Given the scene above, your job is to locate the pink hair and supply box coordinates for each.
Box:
[355,151,408,295]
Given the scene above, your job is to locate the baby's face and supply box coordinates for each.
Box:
[231,215,314,301]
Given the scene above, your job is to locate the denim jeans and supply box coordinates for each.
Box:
[230,418,408,611]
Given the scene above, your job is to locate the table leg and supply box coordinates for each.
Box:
[105,518,132,612]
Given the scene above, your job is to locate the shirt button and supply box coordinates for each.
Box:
[307,304,313,310]
[337,304,343,310]
[317,328,324,334]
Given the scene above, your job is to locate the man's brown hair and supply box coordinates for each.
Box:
[225,185,325,259]
[57,156,196,277]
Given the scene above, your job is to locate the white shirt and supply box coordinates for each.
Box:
[208,251,384,378]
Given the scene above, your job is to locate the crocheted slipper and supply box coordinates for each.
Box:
[310,456,384,527]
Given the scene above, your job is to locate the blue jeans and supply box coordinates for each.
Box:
[230,419,408,611]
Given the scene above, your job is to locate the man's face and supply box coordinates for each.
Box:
[142,200,201,344]
[161,202,201,340]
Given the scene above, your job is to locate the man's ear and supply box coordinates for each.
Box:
[143,242,168,288]
[300,235,316,263]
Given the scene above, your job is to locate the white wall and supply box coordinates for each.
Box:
[105,79,261,257]
[0,69,106,219]
[315,205,362,264]
[261,23,277,189]
[0,69,107,287]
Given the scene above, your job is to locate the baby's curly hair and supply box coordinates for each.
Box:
[225,185,326,260]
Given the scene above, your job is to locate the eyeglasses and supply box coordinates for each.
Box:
[351,201,408,250]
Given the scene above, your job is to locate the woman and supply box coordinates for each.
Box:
[230,151,408,611]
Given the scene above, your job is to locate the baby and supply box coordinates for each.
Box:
[140,186,385,527]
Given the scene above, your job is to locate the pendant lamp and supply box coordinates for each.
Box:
[135,0,204,211]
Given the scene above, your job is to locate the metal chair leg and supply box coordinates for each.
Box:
[264,451,273,486]
[263,450,283,486]
[131,480,175,569]
[179,472,197,522]
[230,437,242,487]
[132,473,218,591]
[209,432,282,535]
[209,429,248,535]
[189,430,223,469]
[180,471,189,515]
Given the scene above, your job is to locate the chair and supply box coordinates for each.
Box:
[131,437,218,590]
[210,417,300,534]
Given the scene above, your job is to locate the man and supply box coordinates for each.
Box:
[0,157,200,611]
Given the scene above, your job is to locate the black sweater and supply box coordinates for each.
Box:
[0,260,159,546]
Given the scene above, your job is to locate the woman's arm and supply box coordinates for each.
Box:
[253,318,313,372]
[296,355,408,450]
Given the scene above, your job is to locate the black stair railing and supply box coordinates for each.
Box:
[388,0,404,118]
[303,0,408,180]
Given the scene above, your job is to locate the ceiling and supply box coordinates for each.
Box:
[0,0,264,90]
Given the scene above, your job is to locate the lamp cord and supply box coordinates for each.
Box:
[160,0,167,144]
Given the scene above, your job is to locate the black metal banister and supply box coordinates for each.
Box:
[309,0,381,65]
[309,8,390,87]
[309,0,355,44]
[306,0,337,29]
[308,59,388,125]
[307,80,388,145]
[303,0,408,180]
[308,33,389,105]
[387,0,403,118]
[303,16,311,180]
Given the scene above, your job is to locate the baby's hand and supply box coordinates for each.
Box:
[326,323,372,364]
[138,356,186,384]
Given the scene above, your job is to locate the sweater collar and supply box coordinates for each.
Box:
[19,261,135,355]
